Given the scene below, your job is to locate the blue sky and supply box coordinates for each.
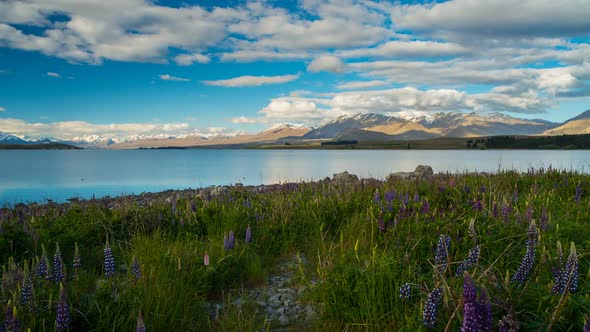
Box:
[0,0,589,141]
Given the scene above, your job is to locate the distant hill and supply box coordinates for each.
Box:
[0,143,81,150]
[543,110,590,135]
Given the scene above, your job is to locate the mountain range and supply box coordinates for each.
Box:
[1,110,589,149]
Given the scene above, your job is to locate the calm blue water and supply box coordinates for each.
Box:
[1,149,589,204]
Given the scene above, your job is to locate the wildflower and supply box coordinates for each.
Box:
[224,231,235,250]
[3,302,19,332]
[136,311,146,332]
[421,200,430,214]
[56,283,70,331]
[20,267,33,307]
[131,256,141,282]
[422,288,443,328]
[501,204,511,222]
[455,245,480,277]
[511,221,537,284]
[551,241,564,294]
[399,283,411,300]
[35,245,49,279]
[584,317,590,332]
[435,235,451,273]
[512,187,518,202]
[461,273,493,332]
[378,215,386,232]
[498,312,518,332]
[384,191,396,203]
[104,239,116,278]
[575,185,582,203]
[53,243,64,283]
[414,192,420,203]
[540,207,549,231]
[554,242,579,294]
[525,204,533,222]
[373,190,381,205]
[204,251,210,267]
[73,242,81,269]
[492,203,498,219]
[245,224,252,243]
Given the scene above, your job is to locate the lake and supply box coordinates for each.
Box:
[1,149,589,204]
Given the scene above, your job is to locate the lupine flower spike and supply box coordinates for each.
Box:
[36,245,48,279]
[554,242,579,294]
[131,256,141,282]
[245,224,252,243]
[73,242,81,269]
[56,283,70,331]
[53,243,64,283]
[511,221,537,284]
[461,273,492,332]
[104,238,115,278]
[423,288,443,328]
[399,283,411,300]
[434,235,451,273]
[136,311,146,332]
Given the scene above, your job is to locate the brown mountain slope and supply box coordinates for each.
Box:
[365,121,439,135]
[543,119,590,135]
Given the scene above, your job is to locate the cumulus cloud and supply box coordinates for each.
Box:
[203,74,300,87]
[174,53,210,66]
[0,118,242,142]
[390,0,590,38]
[159,74,191,82]
[231,116,259,124]
[337,80,390,90]
[339,40,470,58]
[307,55,345,73]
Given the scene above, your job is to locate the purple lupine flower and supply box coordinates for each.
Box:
[435,235,451,273]
[512,187,518,202]
[555,243,579,294]
[583,317,590,332]
[131,256,141,282]
[53,243,64,283]
[245,224,252,243]
[56,283,70,331]
[35,252,48,280]
[461,274,479,332]
[373,190,381,205]
[20,273,33,307]
[421,200,430,214]
[480,185,486,194]
[455,245,480,277]
[73,242,81,269]
[498,313,518,332]
[540,207,549,231]
[422,288,443,328]
[461,273,492,332]
[136,311,146,332]
[501,204,511,222]
[104,239,116,278]
[551,241,564,294]
[384,191,395,203]
[228,230,235,249]
[476,288,493,332]
[463,185,471,195]
[3,302,19,332]
[575,185,582,203]
[403,192,409,206]
[414,192,420,203]
[492,203,498,219]
[511,221,537,284]
[473,198,483,211]
[399,283,411,300]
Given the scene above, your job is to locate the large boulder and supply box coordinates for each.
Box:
[386,172,413,181]
[414,165,434,177]
[332,171,359,183]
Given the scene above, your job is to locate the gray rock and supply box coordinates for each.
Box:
[386,172,413,180]
[332,171,358,183]
[257,300,267,307]
[414,165,434,177]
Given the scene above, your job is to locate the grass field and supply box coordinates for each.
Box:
[1,169,589,331]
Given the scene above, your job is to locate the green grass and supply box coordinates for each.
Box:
[1,169,590,331]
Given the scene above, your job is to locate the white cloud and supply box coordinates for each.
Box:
[46,71,61,78]
[159,74,191,82]
[390,0,590,38]
[259,98,336,123]
[0,106,5,112]
[0,117,241,141]
[307,55,344,73]
[231,116,259,124]
[339,40,470,58]
[174,53,210,66]
[337,80,389,90]
[202,73,300,87]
